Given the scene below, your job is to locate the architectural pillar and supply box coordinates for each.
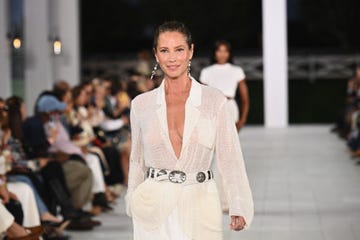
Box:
[24,0,52,114]
[0,0,11,99]
[262,0,288,127]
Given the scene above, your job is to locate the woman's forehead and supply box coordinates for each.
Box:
[157,31,187,47]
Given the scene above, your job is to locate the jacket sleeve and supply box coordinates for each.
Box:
[125,100,146,217]
[215,99,254,228]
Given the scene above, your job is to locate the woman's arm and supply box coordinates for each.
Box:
[215,99,254,230]
[236,80,249,131]
[125,101,145,217]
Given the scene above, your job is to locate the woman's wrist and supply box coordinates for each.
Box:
[0,176,6,187]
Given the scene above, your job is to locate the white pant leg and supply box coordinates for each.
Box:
[227,99,239,122]
[7,182,40,227]
[133,207,191,240]
[0,203,14,234]
[84,153,106,193]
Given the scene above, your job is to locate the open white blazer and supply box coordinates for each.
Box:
[126,77,254,237]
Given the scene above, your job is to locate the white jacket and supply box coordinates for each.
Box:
[126,77,253,238]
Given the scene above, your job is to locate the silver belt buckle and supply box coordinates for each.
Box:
[168,170,186,183]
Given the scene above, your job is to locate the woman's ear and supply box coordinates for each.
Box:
[153,48,158,62]
[189,44,194,60]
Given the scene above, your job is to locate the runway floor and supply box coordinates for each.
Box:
[67,126,360,240]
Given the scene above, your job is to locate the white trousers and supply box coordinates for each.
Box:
[0,203,14,234]
[227,99,239,122]
[7,182,40,227]
[84,153,106,193]
[133,207,191,240]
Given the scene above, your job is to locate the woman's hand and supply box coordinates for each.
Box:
[236,119,246,131]
[229,215,246,231]
[0,177,10,204]
[8,191,18,201]
[38,158,49,168]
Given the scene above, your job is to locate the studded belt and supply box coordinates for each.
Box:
[146,167,214,185]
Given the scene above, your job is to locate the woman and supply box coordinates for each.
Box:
[0,202,43,240]
[5,96,65,222]
[125,21,253,240]
[199,40,249,131]
[69,85,124,203]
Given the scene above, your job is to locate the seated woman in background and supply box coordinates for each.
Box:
[3,96,70,239]
[1,198,43,240]
[69,84,125,202]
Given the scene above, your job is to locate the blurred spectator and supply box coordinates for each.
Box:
[23,93,100,231]
[135,49,152,76]
[69,84,125,201]
[333,66,360,138]
[0,201,43,240]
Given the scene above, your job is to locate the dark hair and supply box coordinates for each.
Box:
[0,97,8,112]
[153,21,193,50]
[53,80,71,101]
[211,40,234,64]
[71,85,84,105]
[6,96,24,141]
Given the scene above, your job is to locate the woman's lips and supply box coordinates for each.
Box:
[167,65,180,71]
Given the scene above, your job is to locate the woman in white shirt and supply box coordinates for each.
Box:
[200,40,249,131]
[125,21,253,240]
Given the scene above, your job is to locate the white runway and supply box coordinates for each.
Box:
[68,126,360,240]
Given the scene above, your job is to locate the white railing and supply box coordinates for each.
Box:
[82,54,360,80]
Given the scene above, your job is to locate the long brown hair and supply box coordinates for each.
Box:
[6,96,24,142]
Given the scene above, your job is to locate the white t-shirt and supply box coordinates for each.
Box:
[199,63,246,98]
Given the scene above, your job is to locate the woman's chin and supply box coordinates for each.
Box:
[164,71,187,80]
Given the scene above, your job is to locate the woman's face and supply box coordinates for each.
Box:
[20,103,26,121]
[356,68,360,78]
[63,91,72,104]
[76,89,87,106]
[0,101,6,118]
[155,31,193,80]
[83,84,93,104]
[215,44,230,64]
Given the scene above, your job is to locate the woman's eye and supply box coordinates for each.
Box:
[160,49,168,53]
[176,48,184,52]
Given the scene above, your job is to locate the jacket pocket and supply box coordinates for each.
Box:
[197,118,216,149]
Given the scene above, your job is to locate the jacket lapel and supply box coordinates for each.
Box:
[155,81,172,151]
[181,78,202,155]
[155,78,203,159]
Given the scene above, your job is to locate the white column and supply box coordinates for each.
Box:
[24,0,53,114]
[262,0,288,127]
[0,0,11,99]
[51,0,80,87]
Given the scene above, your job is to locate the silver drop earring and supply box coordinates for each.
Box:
[188,60,192,76]
[151,62,158,80]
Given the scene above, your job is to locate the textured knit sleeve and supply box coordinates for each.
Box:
[215,99,254,228]
[199,68,208,85]
[125,100,146,217]
[237,67,246,82]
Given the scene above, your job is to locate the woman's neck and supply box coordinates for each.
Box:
[216,62,228,65]
[165,75,191,94]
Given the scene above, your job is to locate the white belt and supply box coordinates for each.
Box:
[146,167,214,185]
